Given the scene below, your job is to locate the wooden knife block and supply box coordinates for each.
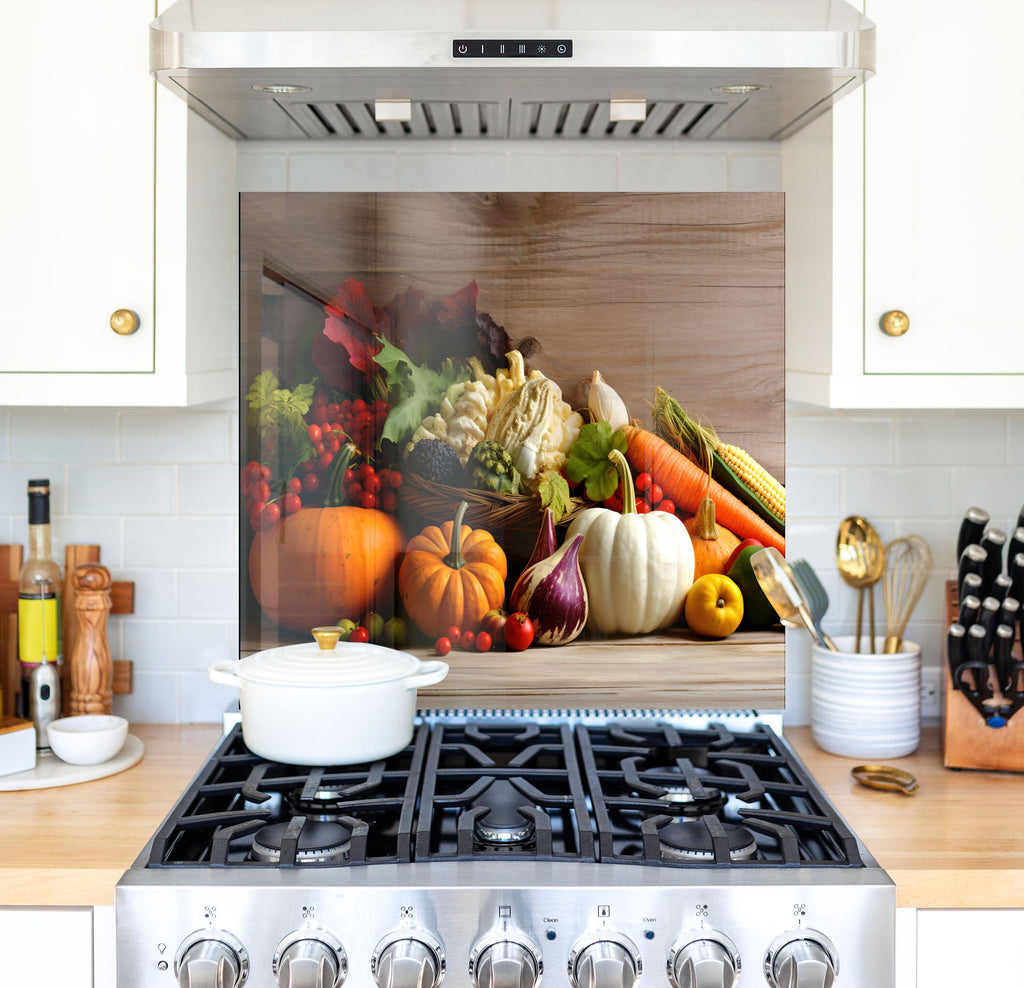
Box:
[943,580,1024,772]
[0,544,134,718]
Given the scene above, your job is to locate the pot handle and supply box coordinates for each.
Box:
[208,660,243,689]
[405,659,449,691]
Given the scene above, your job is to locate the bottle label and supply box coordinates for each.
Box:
[18,594,62,666]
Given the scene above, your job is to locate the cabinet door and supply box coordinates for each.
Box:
[0,907,94,988]
[0,0,154,373]
[863,0,1024,375]
[917,910,1024,983]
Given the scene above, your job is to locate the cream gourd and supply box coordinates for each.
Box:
[566,449,695,634]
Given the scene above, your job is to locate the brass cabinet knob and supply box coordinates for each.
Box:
[109,309,140,336]
[880,310,910,337]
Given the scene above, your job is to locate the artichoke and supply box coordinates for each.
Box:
[466,440,523,495]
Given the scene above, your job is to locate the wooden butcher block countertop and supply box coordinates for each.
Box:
[1,725,1021,909]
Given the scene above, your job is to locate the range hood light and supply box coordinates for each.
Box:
[713,84,772,95]
[252,84,312,94]
[374,98,413,122]
[609,98,647,122]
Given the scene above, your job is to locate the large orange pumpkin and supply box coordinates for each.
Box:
[249,506,405,632]
[399,501,507,639]
[684,497,740,580]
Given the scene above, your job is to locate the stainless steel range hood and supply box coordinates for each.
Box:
[151,0,874,142]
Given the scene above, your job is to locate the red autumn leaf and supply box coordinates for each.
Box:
[324,279,379,334]
[319,279,384,386]
[436,280,479,330]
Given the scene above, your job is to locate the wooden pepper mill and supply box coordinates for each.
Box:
[69,563,113,715]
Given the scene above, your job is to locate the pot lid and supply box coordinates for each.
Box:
[238,628,424,687]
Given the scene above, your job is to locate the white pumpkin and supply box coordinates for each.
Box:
[566,450,695,635]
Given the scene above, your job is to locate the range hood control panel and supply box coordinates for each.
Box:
[452,40,573,58]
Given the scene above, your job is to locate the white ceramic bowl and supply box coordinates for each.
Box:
[47,715,128,765]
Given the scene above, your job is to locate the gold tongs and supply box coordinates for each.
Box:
[850,764,919,795]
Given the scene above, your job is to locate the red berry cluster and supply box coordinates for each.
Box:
[309,396,391,458]
[603,472,676,515]
[242,461,282,530]
[342,462,404,512]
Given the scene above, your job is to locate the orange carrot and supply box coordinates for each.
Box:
[622,425,785,554]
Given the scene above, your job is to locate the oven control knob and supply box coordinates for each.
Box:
[470,935,543,988]
[372,931,445,988]
[764,931,838,988]
[668,932,740,988]
[568,934,642,988]
[175,930,249,988]
[273,931,347,988]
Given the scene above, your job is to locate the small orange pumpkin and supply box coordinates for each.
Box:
[684,496,740,579]
[399,501,507,639]
[249,506,406,632]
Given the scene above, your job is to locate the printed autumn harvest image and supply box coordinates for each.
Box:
[238,191,785,666]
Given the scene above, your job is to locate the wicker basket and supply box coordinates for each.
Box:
[398,473,590,578]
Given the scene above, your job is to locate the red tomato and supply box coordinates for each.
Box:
[307,424,322,443]
[258,464,272,483]
[349,627,369,644]
[656,499,676,514]
[635,472,653,492]
[386,471,404,490]
[635,498,652,514]
[460,630,476,650]
[381,491,399,513]
[359,491,378,509]
[254,480,271,503]
[446,625,462,643]
[649,484,663,505]
[504,612,535,651]
[283,492,302,515]
[351,399,367,415]
[434,636,452,657]
[327,402,341,420]
[302,472,319,494]
[363,474,382,494]
[260,501,281,529]
[475,632,493,653]
[287,476,303,495]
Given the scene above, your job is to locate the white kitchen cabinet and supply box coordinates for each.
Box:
[916,909,1024,984]
[0,2,237,407]
[0,907,94,988]
[784,0,1024,409]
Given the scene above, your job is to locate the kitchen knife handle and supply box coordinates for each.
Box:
[958,594,982,628]
[978,596,1002,653]
[998,595,1020,630]
[965,623,993,697]
[994,623,1016,695]
[1008,527,1024,569]
[958,544,988,599]
[1010,552,1024,605]
[980,528,1008,588]
[958,506,990,561]
[990,573,1014,604]
[947,623,967,687]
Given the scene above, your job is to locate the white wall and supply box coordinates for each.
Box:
[4,140,1020,723]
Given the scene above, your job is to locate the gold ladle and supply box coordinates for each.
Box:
[836,516,886,653]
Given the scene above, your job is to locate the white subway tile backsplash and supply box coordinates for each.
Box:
[508,153,617,191]
[68,465,175,515]
[179,569,239,619]
[0,464,67,514]
[113,670,181,724]
[123,517,235,568]
[237,151,288,191]
[843,468,952,519]
[117,568,179,619]
[180,671,239,724]
[121,412,231,463]
[618,152,728,192]
[787,415,894,466]
[396,153,509,191]
[181,465,240,515]
[289,153,398,191]
[123,619,236,672]
[951,467,1024,525]
[899,413,1006,465]
[10,413,117,463]
[785,468,840,519]
[53,517,124,566]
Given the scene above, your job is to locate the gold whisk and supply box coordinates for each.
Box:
[882,535,932,654]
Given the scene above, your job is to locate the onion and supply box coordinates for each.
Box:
[524,507,558,569]
[510,533,588,646]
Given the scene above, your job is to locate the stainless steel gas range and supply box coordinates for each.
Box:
[116,712,894,988]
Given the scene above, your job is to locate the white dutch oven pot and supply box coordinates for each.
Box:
[209,627,448,765]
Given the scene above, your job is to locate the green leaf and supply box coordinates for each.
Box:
[537,472,572,523]
[375,337,471,449]
[245,371,316,486]
[566,421,628,502]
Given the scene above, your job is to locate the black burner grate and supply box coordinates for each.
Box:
[143,719,862,870]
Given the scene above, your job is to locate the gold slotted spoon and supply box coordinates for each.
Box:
[836,516,886,653]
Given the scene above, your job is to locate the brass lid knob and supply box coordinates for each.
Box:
[109,309,140,336]
[880,310,910,337]
[311,626,342,650]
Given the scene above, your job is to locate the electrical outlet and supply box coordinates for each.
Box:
[920,667,942,720]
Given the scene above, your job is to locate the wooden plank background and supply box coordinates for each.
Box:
[241,192,785,479]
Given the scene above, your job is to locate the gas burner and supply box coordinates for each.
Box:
[251,820,352,864]
[472,780,536,845]
[656,785,727,817]
[658,821,757,863]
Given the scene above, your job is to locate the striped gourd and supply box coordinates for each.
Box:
[652,387,785,534]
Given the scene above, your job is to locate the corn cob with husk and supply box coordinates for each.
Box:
[652,387,785,534]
